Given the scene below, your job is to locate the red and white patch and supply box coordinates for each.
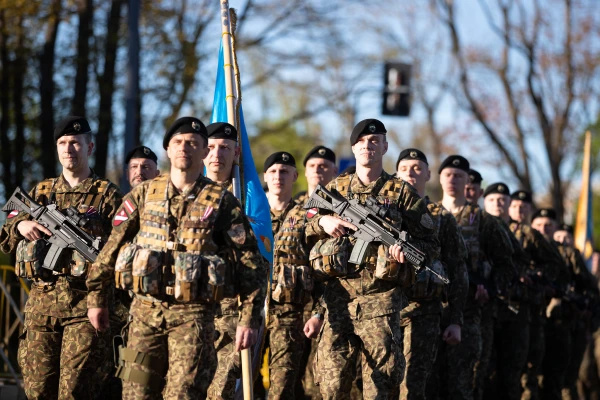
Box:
[124,199,136,214]
[306,208,318,219]
[7,210,19,219]
[113,209,129,227]
[200,206,214,222]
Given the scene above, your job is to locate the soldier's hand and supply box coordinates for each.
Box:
[319,216,357,238]
[88,307,110,332]
[304,317,324,339]
[17,221,52,241]
[474,284,489,303]
[235,326,256,352]
[388,244,406,263]
[442,324,461,345]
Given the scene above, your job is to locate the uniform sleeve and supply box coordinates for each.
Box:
[304,181,337,239]
[397,184,440,264]
[216,192,268,329]
[441,213,468,326]
[529,228,563,283]
[0,186,37,254]
[86,188,142,308]
[481,214,516,291]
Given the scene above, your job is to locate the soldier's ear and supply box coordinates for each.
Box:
[87,141,94,156]
[235,146,241,158]
[426,169,431,183]
[292,169,298,182]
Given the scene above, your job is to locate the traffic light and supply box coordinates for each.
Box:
[382,62,411,117]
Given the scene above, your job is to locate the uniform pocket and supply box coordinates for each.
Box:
[15,239,51,279]
[132,248,163,295]
[309,237,351,279]
[115,243,140,290]
[70,250,91,277]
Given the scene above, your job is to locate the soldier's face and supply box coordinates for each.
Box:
[351,134,388,167]
[396,159,430,194]
[484,193,509,218]
[167,133,208,171]
[553,230,573,246]
[206,139,239,176]
[56,134,93,171]
[439,168,467,197]
[465,183,483,203]
[531,217,556,240]
[509,200,531,223]
[305,158,337,188]
[264,164,298,196]
[128,158,159,188]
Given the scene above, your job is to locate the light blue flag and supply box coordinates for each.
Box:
[211,42,274,265]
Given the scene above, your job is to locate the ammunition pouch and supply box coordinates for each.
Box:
[271,264,313,305]
[15,239,53,280]
[115,242,138,290]
[70,250,91,277]
[309,237,352,280]
[406,259,448,300]
[131,248,163,296]
[373,245,416,289]
[173,253,229,303]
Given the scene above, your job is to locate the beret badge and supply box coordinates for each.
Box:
[368,124,376,132]
[143,147,150,155]
[498,185,505,193]
[519,192,526,200]
[410,151,417,158]
[318,148,326,156]
[452,159,460,166]
[541,209,548,217]
[73,122,81,132]
[282,153,290,162]
[192,121,201,132]
[224,127,231,135]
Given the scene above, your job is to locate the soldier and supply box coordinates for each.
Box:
[482,183,530,400]
[86,117,268,399]
[294,145,338,204]
[508,193,565,400]
[126,145,160,189]
[465,169,484,205]
[261,151,315,399]
[303,119,439,399]
[396,148,469,400]
[431,155,515,400]
[0,116,123,400]
[203,122,245,400]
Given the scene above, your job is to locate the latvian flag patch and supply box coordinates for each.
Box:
[113,199,136,227]
[7,210,19,219]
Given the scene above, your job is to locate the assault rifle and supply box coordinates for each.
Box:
[468,271,519,314]
[304,184,449,284]
[2,187,102,270]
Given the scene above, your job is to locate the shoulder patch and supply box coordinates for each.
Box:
[7,210,19,219]
[420,213,434,229]
[113,209,128,227]
[306,208,318,219]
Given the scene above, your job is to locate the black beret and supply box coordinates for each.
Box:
[263,151,296,172]
[125,145,158,165]
[397,148,428,166]
[557,223,574,234]
[163,117,207,149]
[303,145,336,166]
[510,190,532,203]
[350,118,387,145]
[531,208,557,221]
[206,122,238,142]
[438,155,470,174]
[54,116,92,141]
[469,169,483,184]
[483,182,510,197]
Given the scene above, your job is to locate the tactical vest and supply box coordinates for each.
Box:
[114,175,231,303]
[454,203,491,280]
[271,204,313,305]
[15,177,111,280]
[406,203,448,300]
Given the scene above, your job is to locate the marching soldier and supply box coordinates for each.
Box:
[430,155,515,400]
[263,151,315,399]
[86,117,268,399]
[508,193,565,400]
[0,116,123,400]
[203,122,246,400]
[304,119,439,398]
[125,145,160,189]
[396,148,468,400]
[295,145,338,204]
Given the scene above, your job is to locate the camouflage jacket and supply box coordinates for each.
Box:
[306,171,439,320]
[86,173,268,329]
[556,243,599,305]
[402,198,469,326]
[0,172,122,318]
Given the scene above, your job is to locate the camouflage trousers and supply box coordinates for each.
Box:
[561,320,588,400]
[18,312,110,400]
[207,313,240,400]
[577,327,600,400]
[473,301,495,400]
[399,312,441,400]
[266,304,305,400]
[521,303,545,400]
[121,297,217,400]
[314,312,404,400]
[541,311,571,400]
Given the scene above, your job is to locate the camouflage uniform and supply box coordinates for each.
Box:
[306,171,439,399]
[508,222,565,400]
[207,180,242,400]
[430,203,515,400]
[399,198,468,400]
[86,174,267,400]
[0,173,122,400]
[266,200,314,399]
